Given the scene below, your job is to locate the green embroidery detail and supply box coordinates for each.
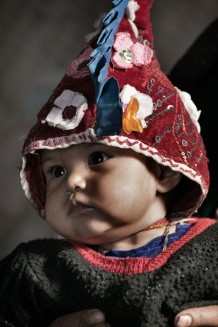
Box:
[119,50,133,63]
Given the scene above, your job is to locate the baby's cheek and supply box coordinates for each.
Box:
[45,196,58,221]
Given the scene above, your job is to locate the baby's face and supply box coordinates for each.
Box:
[41,143,161,248]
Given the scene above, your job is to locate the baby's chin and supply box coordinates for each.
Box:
[62,223,115,245]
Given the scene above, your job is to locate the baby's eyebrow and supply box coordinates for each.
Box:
[40,153,57,164]
[82,142,101,149]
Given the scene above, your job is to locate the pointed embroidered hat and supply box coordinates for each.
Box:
[21,0,209,218]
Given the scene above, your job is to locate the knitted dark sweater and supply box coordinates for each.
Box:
[0,218,218,327]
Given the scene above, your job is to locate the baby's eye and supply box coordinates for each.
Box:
[88,152,110,166]
[50,165,66,178]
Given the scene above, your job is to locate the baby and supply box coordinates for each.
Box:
[1,0,218,326]
[41,143,181,252]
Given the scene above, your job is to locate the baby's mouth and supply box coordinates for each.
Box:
[70,200,95,215]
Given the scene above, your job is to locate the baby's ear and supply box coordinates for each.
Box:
[156,165,182,194]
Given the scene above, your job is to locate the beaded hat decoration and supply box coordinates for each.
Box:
[20,0,209,219]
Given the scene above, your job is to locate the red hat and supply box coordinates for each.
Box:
[20,0,209,218]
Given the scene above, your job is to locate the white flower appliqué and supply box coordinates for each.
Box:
[125,0,140,22]
[120,84,153,134]
[125,0,140,38]
[176,88,201,132]
[44,90,88,130]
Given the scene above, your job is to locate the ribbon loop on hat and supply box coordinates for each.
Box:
[95,77,122,136]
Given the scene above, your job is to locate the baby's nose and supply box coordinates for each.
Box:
[65,167,87,193]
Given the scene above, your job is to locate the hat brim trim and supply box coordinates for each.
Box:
[21,128,207,212]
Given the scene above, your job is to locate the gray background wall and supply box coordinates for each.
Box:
[0,0,217,259]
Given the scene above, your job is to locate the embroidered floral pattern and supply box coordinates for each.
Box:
[120,84,153,134]
[66,47,92,78]
[176,88,201,132]
[44,90,88,130]
[112,32,153,69]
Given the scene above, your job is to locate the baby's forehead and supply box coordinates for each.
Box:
[40,143,149,163]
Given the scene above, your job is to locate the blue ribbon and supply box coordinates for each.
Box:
[88,0,129,136]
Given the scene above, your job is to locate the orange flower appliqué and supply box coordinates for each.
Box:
[122,97,143,134]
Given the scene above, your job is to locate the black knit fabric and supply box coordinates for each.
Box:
[0,221,218,327]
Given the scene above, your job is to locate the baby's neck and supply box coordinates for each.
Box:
[99,218,176,252]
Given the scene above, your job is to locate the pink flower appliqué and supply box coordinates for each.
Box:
[112,32,153,70]
[44,90,88,130]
